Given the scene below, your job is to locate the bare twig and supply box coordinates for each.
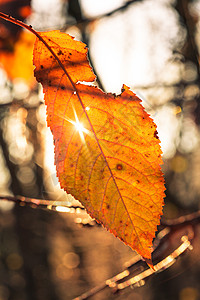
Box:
[64,0,141,30]
[0,195,81,210]
[73,231,193,299]
[1,195,200,227]
[161,211,200,227]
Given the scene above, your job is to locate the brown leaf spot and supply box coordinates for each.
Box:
[57,50,63,56]
[154,130,159,139]
[116,164,123,170]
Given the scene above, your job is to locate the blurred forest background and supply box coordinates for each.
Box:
[0,0,200,299]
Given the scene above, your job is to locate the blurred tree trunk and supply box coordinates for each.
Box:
[0,101,58,299]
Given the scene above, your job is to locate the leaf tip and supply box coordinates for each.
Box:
[144,257,155,270]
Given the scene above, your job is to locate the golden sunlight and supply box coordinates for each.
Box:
[71,108,91,142]
[57,107,91,143]
[72,118,87,141]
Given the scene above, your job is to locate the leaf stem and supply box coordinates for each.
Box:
[0,12,78,91]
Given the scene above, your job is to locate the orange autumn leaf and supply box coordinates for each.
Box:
[0,30,35,84]
[33,31,165,262]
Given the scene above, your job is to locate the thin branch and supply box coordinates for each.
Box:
[0,195,81,209]
[73,232,193,299]
[1,195,200,227]
[32,0,140,31]
[62,0,141,30]
[161,210,200,227]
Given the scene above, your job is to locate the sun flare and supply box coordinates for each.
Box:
[57,107,91,142]
[71,108,91,142]
[71,118,88,141]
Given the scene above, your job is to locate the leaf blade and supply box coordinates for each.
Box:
[33,30,165,260]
